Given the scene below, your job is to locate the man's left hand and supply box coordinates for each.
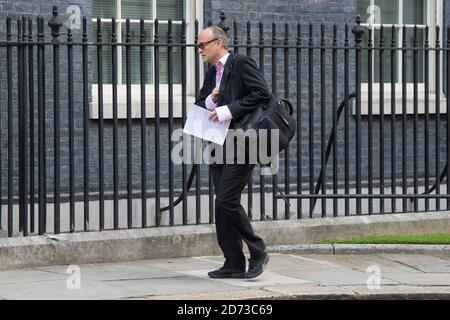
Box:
[209,110,219,122]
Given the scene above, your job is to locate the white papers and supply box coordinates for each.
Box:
[183,105,231,145]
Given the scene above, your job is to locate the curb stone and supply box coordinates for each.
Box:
[267,244,450,255]
[134,285,450,300]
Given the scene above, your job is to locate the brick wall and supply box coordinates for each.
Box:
[0,0,449,205]
[0,1,92,200]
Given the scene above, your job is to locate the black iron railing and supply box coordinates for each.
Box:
[0,7,449,237]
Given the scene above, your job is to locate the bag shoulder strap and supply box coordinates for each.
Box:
[160,165,197,213]
[280,98,294,115]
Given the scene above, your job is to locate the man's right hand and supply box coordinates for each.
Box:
[212,86,220,103]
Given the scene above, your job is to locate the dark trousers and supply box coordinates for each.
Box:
[211,163,266,270]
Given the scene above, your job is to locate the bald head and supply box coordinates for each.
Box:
[206,26,228,49]
[198,26,229,65]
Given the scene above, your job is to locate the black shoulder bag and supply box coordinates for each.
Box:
[232,95,296,159]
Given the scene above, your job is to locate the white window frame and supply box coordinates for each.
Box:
[358,0,445,115]
[90,0,202,119]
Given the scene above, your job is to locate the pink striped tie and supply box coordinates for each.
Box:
[215,61,223,87]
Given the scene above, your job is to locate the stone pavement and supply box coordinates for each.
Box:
[1,252,450,300]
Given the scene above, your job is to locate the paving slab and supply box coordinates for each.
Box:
[277,268,399,286]
[266,254,342,270]
[105,275,244,297]
[135,256,224,272]
[0,269,67,285]
[380,254,450,273]
[263,284,450,300]
[33,263,174,282]
[177,270,312,288]
[0,278,148,300]
[381,273,450,286]
[262,284,357,299]
[298,254,422,273]
[1,253,450,299]
[349,285,450,298]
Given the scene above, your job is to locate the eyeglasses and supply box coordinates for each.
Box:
[197,38,219,50]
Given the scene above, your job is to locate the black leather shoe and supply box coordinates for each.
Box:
[246,252,269,279]
[208,267,246,279]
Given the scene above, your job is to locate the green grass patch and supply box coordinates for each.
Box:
[319,233,450,244]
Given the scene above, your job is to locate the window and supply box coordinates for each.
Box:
[357,0,444,114]
[90,0,200,119]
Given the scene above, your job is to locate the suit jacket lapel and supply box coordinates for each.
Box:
[218,53,233,106]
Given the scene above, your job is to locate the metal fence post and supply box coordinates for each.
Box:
[18,17,28,236]
[37,16,46,235]
[7,16,13,236]
[352,16,364,215]
[217,11,230,33]
[28,17,35,233]
[82,17,90,231]
[48,6,63,234]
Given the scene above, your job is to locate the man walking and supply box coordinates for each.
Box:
[195,26,271,279]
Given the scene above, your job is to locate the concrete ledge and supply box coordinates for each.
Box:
[0,224,222,271]
[267,244,334,254]
[267,244,450,255]
[1,211,450,270]
[0,230,7,238]
[254,211,450,245]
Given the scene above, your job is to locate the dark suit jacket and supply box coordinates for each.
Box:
[195,52,271,129]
